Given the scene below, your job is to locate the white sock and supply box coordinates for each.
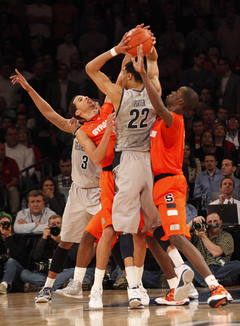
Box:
[44,278,55,288]
[126,266,137,288]
[135,266,143,285]
[168,248,184,268]
[205,275,219,287]
[74,267,86,283]
[167,277,178,289]
[1,282,8,289]
[92,268,105,289]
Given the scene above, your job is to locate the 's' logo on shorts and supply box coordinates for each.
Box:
[165,193,174,202]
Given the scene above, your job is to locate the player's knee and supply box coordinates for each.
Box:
[169,234,185,249]
[102,225,116,242]
[81,231,96,246]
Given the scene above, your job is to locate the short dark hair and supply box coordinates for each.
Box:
[219,57,232,67]
[181,87,199,111]
[69,95,86,122]
[124,61,143,83]
[203,152,217,161]
[192,116,204,125]
[222,155,237,168]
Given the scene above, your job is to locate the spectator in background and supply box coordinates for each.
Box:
[78,17,107,65]
[210,155,240,201]
[195,130,225,169]
[181,51,215,94]
[0,141,20,217]
[185,212,240,287]
[42,53,58,82]
[40,176,65,216]
[0,62,21,111]
[0,116,12,142]
[187,117,205,152]
[194,153,222,203]
[54,153,72,189]
[45,63,80,113]
[4,125,35,188]
[184,141,202,198]
[199,88,215,108]
[68,53,89,95]
[51,0,78,44]
[212,123,236,155]
[216,106,229,127]
[14,56,34,81]
[194,101,207,118]
[21,214,78,292]
[203,47,220,79]
[0,212,28,294]
[185,16,215,61]
[158,18,185,67]
[13,190,56,234]
[0,96,15,125]
[26,0,52,40]
[56,32,79,68]
[226,114,240,150]
[216,57,240,115]
[217,11,240,62]
[156,43,182,101]
[203,107,217,132]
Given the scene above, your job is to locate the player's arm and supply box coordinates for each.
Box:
[85,34,131,110]
[146,46,162,97]
[75,113,115,165]
[10,70,74,134]
[132,45,173,127]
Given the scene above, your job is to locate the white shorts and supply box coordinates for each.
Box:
[112,151,161,233]
[60,182,101,242]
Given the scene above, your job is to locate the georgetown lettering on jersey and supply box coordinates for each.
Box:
[134,99,145,106]
[75,142,84,151]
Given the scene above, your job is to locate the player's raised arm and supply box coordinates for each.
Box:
[11,69,74,134]
[85,34,131,110]
[132,45,173,127]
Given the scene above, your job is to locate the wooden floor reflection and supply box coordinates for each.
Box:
[1,286,240,326]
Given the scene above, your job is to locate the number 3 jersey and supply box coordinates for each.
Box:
[115,87,156,152]
[79,102,116,170]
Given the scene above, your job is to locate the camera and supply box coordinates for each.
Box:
[0,221,11,230]
[193,222,219,231]
[49,224,60,236]
[28,261,48,274]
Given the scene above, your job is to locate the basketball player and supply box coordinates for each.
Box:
[85,27,195,309]
[11,70,116,303]
[132,44,233,308]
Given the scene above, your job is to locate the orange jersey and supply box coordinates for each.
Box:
[80,102,116,169]
[150,112,185,176]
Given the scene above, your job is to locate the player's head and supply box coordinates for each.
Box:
[122,61,143,89]
[165,86,199,113]
[69,95,98,122]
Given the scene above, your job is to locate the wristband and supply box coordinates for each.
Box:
[110,47,117,57]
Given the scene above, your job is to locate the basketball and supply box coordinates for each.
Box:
[126,28,153,57]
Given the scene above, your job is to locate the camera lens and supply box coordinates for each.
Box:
[50,224,60,236]
[1,221,11,230]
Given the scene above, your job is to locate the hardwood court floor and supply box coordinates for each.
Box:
[1,286,240,326]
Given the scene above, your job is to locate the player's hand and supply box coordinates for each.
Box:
[131,44,145,74]
[69,117,79,126]
[10,69,31,91]
[105,113,116,134]
[115,34,131,56]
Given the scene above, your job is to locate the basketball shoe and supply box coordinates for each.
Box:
[55,279,83,299]
[207,284,233,308]
[155,289,190,306]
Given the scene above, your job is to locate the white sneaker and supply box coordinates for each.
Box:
[89,287,103,309]
[174,264,194,301]
[35,287,53,303]
[138,283,150,306]
[55,279,83,299]
[155,289,190,306]
[127,286,144,309]
[189,283,199,300]
[0,283,7,294]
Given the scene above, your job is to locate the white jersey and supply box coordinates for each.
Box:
[115,87,156,151]
[71,135,101,188]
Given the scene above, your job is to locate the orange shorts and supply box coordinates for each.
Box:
[153,174,190,240]
[84,170,119,248]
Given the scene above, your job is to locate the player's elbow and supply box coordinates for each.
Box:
[85,62,94,76]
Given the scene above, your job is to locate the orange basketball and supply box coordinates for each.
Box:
[126,28,153,57]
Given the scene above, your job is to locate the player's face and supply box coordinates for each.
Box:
[73,96,97,117]
[165,88,184,109]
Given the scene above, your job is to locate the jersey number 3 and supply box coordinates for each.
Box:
[81,155,88,169]
[128,108,149,129]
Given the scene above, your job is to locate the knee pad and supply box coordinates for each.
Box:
[153,227,170,252]
[119,233,134,259]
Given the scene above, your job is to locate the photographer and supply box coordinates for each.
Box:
[21,215,78,292]
[0,212,28,294]
[186,212,240,287]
